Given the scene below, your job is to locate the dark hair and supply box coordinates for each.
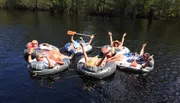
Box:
[143,53,150,59]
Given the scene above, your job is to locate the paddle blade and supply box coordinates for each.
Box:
[67,30,76,36]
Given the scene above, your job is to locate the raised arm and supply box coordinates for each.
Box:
[71,35,75,43]
[108,32,113,46]
[140,43,146,56]
[80,43,88,62]
[120,33,127,47]
[88,35,94,45]
[142,55,154,68]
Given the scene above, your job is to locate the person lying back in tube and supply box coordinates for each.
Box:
[67,34,94,53]
[80,42,109,71]
[26,40,57,51]
[106,47,125,63]
[27,49,56,69]
[27,48,72,69]
[125,43,154,68]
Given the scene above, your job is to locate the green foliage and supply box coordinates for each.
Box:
[0,0,6,8]
[1,0,180,19]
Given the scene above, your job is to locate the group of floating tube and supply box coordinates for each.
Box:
[24,30,154,79]
[24,41,154,79]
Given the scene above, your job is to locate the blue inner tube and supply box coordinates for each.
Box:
[64,42,92,55]
[64,43,75,54]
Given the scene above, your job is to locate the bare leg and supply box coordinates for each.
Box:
[74,47,81,53]
[107,54,124,62]
[68,44,74,51]
[97,56,107,67]
[97,51,111,67]
[60,54,72,59]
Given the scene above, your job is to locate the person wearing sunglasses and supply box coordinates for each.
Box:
[28,49,55,69]
[27,48,72,69]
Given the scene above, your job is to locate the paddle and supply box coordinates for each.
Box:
[67,30,91,37]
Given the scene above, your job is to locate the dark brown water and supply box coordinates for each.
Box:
[0,10,180,103]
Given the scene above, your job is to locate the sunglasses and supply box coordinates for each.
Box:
[32,43,38,44]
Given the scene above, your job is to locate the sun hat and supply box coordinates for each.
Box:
[113,40,121,46]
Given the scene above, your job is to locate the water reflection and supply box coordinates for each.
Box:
[29,73,63,88]
[80,74,115,91]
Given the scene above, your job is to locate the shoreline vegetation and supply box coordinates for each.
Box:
[0,0,180,20]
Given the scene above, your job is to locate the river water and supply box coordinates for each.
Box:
[0,10,180,103]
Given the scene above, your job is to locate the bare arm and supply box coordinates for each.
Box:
[88,35,94,45]
[28,55,32,63]
[71,35,75,42]
[46,55,55,68]
[108,53,122,61]
[142,55,153,68]
[80,43,88,62]
[97,56,107,67]
[108,32,113,46]
[27,49,33,63]
[120,33,127,47]
[55,60,64,65]
[140,43,146,56]
[97,51,111,67]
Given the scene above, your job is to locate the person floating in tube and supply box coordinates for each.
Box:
[125,43,154,68]
[101,32,127,55]
[68,34,94,54]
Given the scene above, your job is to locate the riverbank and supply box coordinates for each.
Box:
[0,0,180,20]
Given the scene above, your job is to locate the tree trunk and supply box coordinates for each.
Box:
[35,0,38,11]
[75,0,78,14]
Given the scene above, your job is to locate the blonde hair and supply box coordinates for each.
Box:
[111,47,115,54]
[86,56,98,67]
